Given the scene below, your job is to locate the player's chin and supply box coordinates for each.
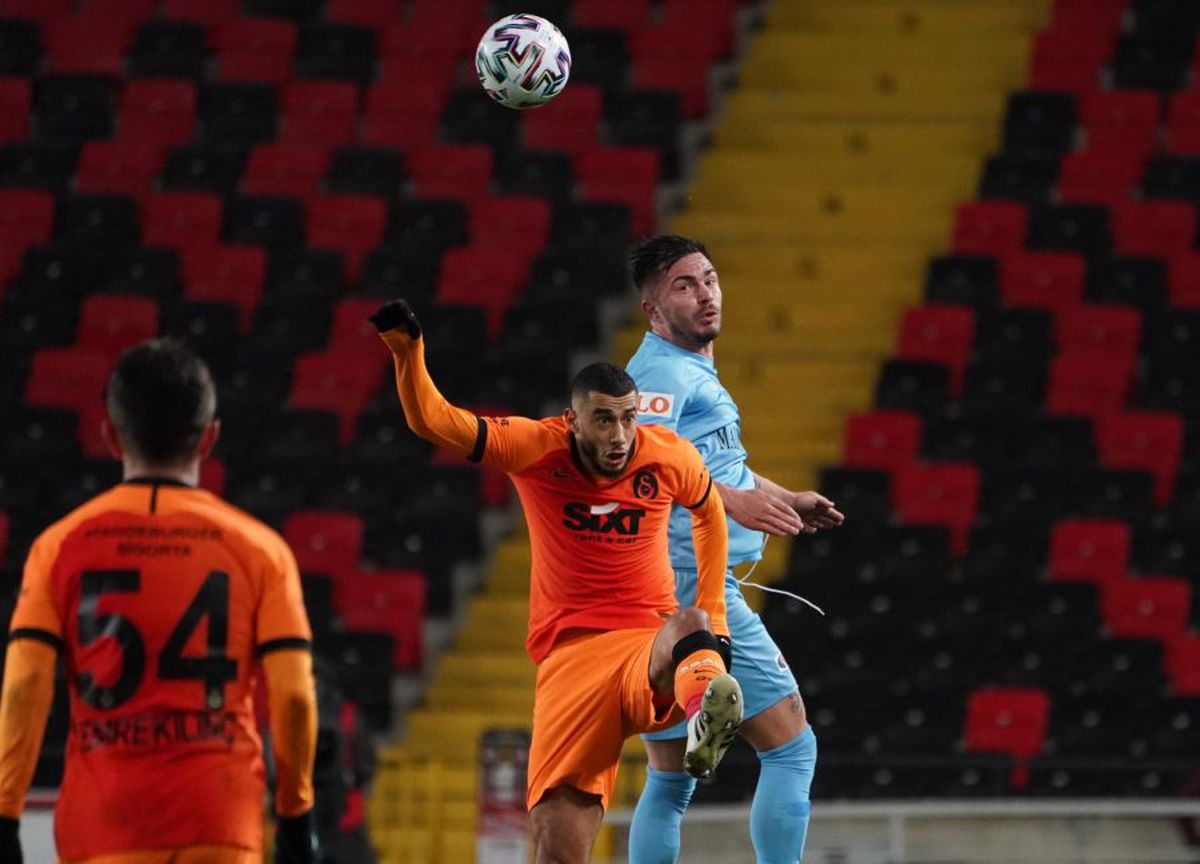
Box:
[597,454,630,477]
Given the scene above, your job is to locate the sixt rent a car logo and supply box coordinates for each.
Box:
[562,501,647,535]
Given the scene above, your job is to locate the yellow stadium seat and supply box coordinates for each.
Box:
[769,1,1049,35]
[427,685,534,714]
[433,653,536,689]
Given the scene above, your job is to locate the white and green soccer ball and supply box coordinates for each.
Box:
[475,13,572,110]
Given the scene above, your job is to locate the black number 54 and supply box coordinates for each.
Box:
[77,570,238,711]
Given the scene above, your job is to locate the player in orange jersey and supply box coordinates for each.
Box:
[370,299,745,864]
[0,339,321,864]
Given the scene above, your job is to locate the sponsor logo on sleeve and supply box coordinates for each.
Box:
[638,391,675,418]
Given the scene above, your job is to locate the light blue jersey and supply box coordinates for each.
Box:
[626,331,763,569]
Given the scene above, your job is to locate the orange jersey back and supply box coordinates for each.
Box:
[475,417,713,662]
[9,480,311,859]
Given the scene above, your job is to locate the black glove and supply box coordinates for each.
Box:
[0,816,22,864]
[716,635,732,672]
[368,299,421,338]
[274,811,321,864]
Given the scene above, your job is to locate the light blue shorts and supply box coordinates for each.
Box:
[643,568,799,742]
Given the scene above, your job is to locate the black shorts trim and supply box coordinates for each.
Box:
[9,628,64,652]
[255,637,312,658]
[469,416,487,463]
[684,476,713,510]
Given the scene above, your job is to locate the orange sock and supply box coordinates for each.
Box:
[673,648,725,719]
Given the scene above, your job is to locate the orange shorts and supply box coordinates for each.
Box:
[64,847,257,864]
[526,628,683,812]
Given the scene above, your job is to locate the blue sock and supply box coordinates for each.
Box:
[750,726,818,864]
[627,768,697,864]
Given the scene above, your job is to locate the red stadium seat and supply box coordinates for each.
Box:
[280,82,358,148]
[436,247,530,339]
[660,0,736,60]
[328,298,386,350]
[284,510,364,582]
[0,0,73,22]
[218,52,293,85]
[964,687,1050,772]
[119,80,197,149]
[336,570,426,669]
[1000,252,1086,313]
[574,0,650,32]
[896,305,974,395]
[1056,151,1144,208]
[289,351,387,445]
[306,196,388,283]
[892,462,980,555]
[1029,57,1100,94]
[1048,518,1130,585]
[522,86,603,153]
[633,59,712,118]
[200,457,227,497]
[359,110,441,150]
[1167,253,1200,308]
[576,147,660,236]
[468,196,551,259]
[1044,351,1133,419]
[0,78,31,145]
[1030,26,1114,72]
[142,192,223,252]
[433,444,510,507]
[76,140,163,199]
[1102,577,1191,643]
[25,348,111,416]
[1111,201,1196,258]
[163,0,240,27]
[1166,90,1200,155]
[629,24,721,65]
[326,0,404,28]
[215,18,297,84]
[1166,634,1200,696]
[842,411,922,472]
[1096,412,1184,508]
[45,16,133,76]
[76,294,160,358]
[1079,89,1161,132]
[408,146,493,201]
[243,144,330,198]
[379,20,470,62]
[952,201,1028,256]
[80,0,156,21]
[181,245,267,333]
[1055,304,1141,357]
[0,189,55,259]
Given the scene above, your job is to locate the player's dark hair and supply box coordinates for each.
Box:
[630,234,711,298]
[570,362,637,402]
[106,338,217,465]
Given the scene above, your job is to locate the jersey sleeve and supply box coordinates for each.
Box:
[626,344,692,432]
[476,415,559,474]
[254,533,313,657]
[664,435,729,637]
[9,534,65,651]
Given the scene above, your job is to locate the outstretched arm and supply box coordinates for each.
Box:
[371,300,484,459]
[0,640,56,821]
[753,472,844,532]
[688,479,729,639]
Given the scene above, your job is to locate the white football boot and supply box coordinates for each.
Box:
[683,673,744,780]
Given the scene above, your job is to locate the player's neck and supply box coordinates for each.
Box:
[121,457,201,488]
[650,326,715,360]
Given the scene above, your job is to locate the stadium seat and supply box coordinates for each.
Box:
[468,196,551,259]
[76,294,159,358]
[199,83,278,146]
[75,140,163,199]
[963,687,1051,770]
[1165,89,1200,154]
[1111,33,1191,91]
[1002,91,1076,155]
[892,462,980,555]
[1095,412,1184,508]
[842,411,922,473]
[284,510,364,582]
[199,458,227,497]
[875,360,950,417]
[336,570,426,669]
[1048,518,1131,586]
[895,306,975,395]
[181,245,267,333]
[325,146,404,197]
[280,81,358,147]
[1044,350,1133,420]
[952,201,1028,256]
[44,16,132,77]
[214,18,298,85]
[328,298,385,350]
[243,144,329,199]
[36,75,115,144]
[162,302,242,371]
[359,82,444,149]
[305,195,388,282]
[295,22,376,84]
[925,255,1000,308]
[161,145,247,195]
[442,88,521,151]
[1087,257,1167,311]
[1054,304,1141,362]
[0,189,54,259]
[1079,89,1160,134]
[522,86,603,153]
[164,0,240,27]
[288,350,387,444]
[326,0,404,29]
[573,0,648,32]
[129,21,207,80]
[1026,203,1112,258]
[24,348,111,417]
[55,194,140,250]
[141,192,223,252]
[979,154,1058,202]
[0,78,31,144]
[575,147,660,235]
[1102,577,1191,643]
[0,19,40,77]
[1165,635,1200,695]
[225,196,305,250]
[1056,151,1144,208]
[407,145,493,200]
[999,252,1085,314]
[1111,201,1196,258]
[436,247,531,338]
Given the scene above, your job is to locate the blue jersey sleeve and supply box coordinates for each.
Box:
[626,344,692,432]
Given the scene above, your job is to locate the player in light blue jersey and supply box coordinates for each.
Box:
[624,235,843,864]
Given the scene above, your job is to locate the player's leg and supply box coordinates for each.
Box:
[627,735,692,864]
[648,607,743,780]
[529,786,605,864]
[67,847,261,864]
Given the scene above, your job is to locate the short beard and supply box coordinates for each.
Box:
[668,320,719,350]
[579,437,627,478]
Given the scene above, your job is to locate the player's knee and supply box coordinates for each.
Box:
[670,605,709,636]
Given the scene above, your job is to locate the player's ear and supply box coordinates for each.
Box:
[197,420,220,460]
[640,296,659,324]
[563,406,578,433]
[100,418,124,460]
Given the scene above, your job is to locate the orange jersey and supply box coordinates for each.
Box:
[379,329,729,663]
[7,480,312,860]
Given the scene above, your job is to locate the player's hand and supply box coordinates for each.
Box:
[274,811,321,864]
[789,491,844,532]
[368,299,421,339]
[719,483,806,537]
[0,817,21,864]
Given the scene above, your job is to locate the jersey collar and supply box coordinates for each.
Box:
[567,429,639,485]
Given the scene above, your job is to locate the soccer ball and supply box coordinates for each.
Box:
[475,14,572,110]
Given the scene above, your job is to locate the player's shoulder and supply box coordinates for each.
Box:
[183,492,293,561]
[638,423,697,457]
[30,487,129,554]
